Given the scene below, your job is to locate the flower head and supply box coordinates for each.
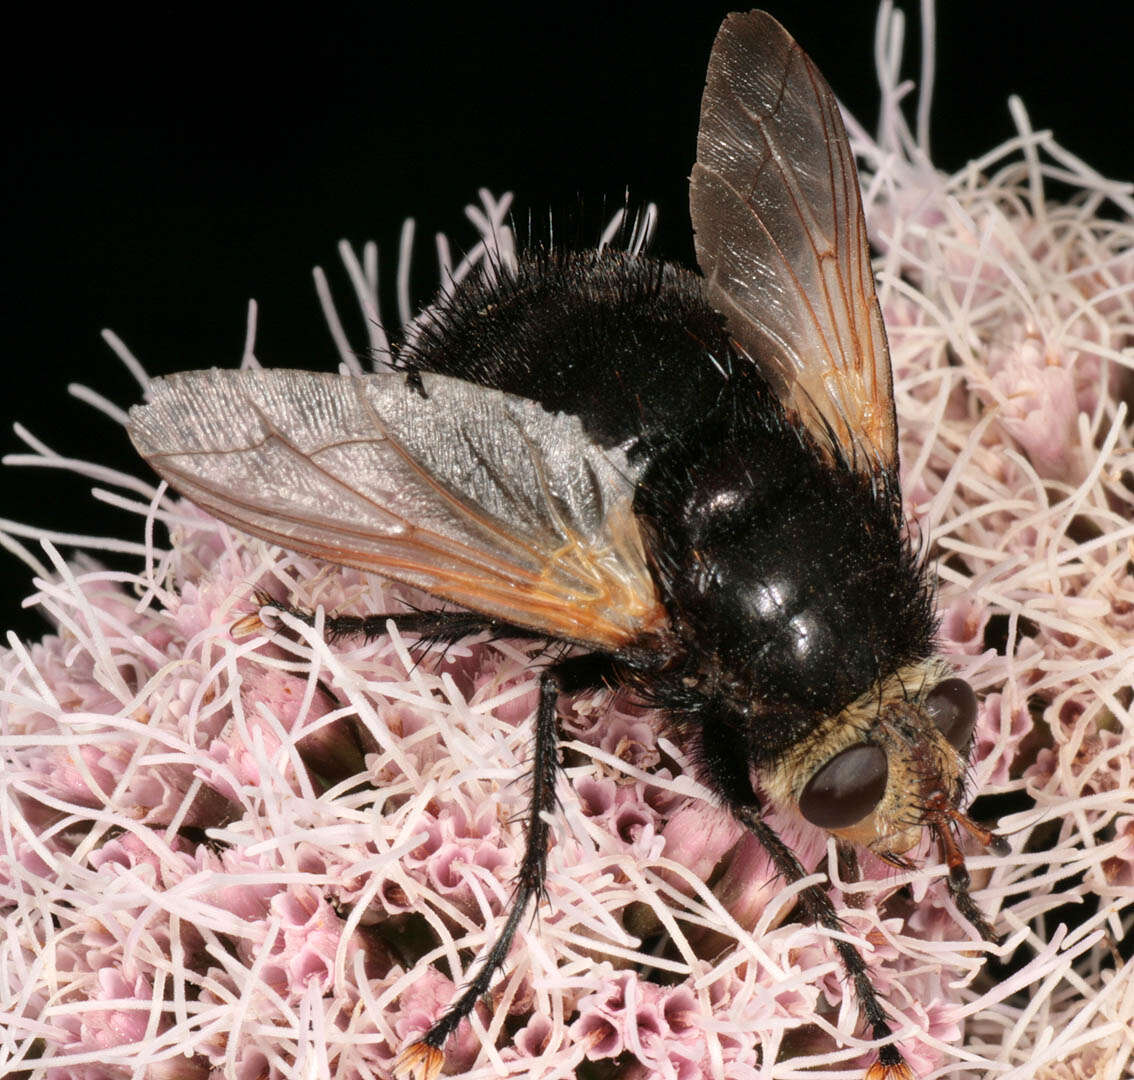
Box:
[3,8,1133,1079]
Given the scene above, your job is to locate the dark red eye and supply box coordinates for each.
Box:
[925,678,977,751]
[799,744,888,829]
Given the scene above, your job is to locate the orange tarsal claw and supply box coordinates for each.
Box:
[230,588,280,638]
[393,1042,444,1080]
[229,611,266,638]
[865,1060,916,1080]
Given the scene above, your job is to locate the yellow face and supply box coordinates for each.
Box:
[830,714,965,857]
[758,660,973,860]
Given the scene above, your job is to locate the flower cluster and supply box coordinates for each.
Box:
[2,8,1132,1080]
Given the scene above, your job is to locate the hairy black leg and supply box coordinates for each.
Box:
[396,652,615,1080]
[837,840,861,885]
[806,841,865,911]
[257,590,542,644]
[922,795,1006,946]
[732,807,912,1080]
[691,710,909,1074]
[835,841,868,911]
[936,821,1002,945]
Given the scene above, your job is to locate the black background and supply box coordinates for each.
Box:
[3,1,1131,641]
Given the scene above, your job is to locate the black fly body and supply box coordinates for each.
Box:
[128,11,1006,1079]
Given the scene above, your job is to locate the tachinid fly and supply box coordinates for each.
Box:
[128,11,1006,1079]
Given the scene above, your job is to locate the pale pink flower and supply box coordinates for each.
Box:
[975,691,1034,787]
[3,9,1133,1080]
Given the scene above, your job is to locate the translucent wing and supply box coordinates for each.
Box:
[690,10,896,471]
[128,368,666,648]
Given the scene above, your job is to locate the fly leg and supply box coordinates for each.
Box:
[733,806,912,1080]
[390,651,613,1080]
[251,593,612,1077]
[694,712,910,1079]
[251,589,544,644]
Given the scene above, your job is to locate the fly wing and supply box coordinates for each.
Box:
[128,368,665,648]
[690,10,897,472]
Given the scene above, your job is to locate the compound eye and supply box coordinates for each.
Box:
[799,744,888,829]
[925,678,978,751]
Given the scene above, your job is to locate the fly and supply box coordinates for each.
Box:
[128,11,1006,1079]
